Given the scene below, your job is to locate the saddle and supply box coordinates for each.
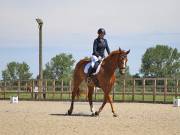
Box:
[84,60,103,87]
[84,60,102,75]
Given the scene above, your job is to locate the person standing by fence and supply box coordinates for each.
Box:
[42,81,46,99]
[34,81,38,100]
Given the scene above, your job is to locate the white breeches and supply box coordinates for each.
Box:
[91,55,101,67]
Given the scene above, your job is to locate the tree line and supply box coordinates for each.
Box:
[2,53,75,82]
[1,45,180,82]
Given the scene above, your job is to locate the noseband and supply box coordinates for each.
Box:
[117,53,127,70]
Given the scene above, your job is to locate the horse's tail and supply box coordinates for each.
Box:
[72,58,88,99]
[71,80,81,98]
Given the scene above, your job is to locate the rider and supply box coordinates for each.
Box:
[87,28,111,78]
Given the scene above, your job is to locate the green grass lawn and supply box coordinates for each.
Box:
[0,91,176,103]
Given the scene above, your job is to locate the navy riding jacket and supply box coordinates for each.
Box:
[92,37,110,58]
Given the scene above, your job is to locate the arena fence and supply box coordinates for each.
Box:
[0,78,180,103]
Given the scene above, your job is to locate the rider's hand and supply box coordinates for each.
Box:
[98,56,102,61]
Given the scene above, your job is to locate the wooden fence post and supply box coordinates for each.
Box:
[142,79,145,101]
[175,79,178,98]
[122,79,125,102]
[38,79,42,100]
[45,80,47,99]
[164,78,167,103]
[52,80,55,99]
[31,80,34,99]
[61,80,63,100]
[4,81,6,99]
[132,79,135,102]
[69,80,72,99]
[95,87,97,101]
[0,81,1,98]
[0,81,2,99]
[25,82,28,92]
[153,79,156,103]
[18,80,20,97]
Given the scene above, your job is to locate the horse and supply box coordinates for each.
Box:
[67,48,130,117]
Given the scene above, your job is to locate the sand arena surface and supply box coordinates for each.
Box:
[0,101,180,135]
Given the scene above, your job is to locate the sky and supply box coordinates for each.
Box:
[0,0,180,79]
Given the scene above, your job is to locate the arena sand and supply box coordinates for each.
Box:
[0,101,180,135]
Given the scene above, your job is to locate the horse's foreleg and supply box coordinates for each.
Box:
[95,93,108,116]
[108,95,118,117]
[88,86,95,115]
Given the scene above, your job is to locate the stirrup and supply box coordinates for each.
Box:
[86,76,93,85]
[86,76,91,83]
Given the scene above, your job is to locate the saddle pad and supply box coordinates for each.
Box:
[84,61,103,75]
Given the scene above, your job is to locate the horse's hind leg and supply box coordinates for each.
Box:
[67,76,84,115]
[67,87,77,115]
[88,86,95,116]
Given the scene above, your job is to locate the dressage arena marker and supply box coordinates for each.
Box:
[10,96,18,104]
[173,98,180,107]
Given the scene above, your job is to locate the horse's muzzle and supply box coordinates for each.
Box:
[120,68,125,75]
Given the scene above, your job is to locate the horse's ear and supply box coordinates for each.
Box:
[126,49,130,54]
[119,47,121,51]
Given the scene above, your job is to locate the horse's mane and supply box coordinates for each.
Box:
[101,49,126,66]
[108,49,127,57]
[77,49,127,67]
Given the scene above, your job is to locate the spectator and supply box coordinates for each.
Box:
[42,81,46,99]
[34,81,38,100]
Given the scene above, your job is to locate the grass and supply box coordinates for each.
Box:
[0,90,177,103]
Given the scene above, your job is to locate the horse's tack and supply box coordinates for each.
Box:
[86,75,100,87]
[84,60,103,75]
[84,60,103,87]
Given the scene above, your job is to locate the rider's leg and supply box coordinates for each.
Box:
[87,55,98,77]
[91,55,99,73]
[87,65,93,77]
[93,61,100,71]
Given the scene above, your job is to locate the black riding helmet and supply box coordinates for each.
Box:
[97,28,106,35]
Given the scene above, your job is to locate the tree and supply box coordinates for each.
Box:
[2,62,32,81]
[43,53,75,81]
[140,45,180,78]
[17,62,32,80]
[2,70,11,81]
[132,73,141,78]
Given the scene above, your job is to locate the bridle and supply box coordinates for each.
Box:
[117,53,127,71]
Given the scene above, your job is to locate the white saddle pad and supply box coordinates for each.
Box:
[84,61,103,75]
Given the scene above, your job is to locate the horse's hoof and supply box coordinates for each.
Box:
[113,113,118,117]
[67,110,72,115]
[91,113,96,117]
[95,111,99,116]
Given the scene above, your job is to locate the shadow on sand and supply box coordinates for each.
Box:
[49,113,93,117]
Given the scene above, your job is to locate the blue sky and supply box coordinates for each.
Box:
[0,0,180,79]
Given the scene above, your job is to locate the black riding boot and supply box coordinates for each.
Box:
[87,66,93,77]
[94,61,100,70]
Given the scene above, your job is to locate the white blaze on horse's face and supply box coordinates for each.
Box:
[122,59,126,68]
[118,49,130,75]
[120,58,126,75]
[121,59,126,74]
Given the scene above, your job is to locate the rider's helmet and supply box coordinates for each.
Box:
[97,28,106,35]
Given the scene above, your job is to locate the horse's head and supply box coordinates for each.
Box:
[117,48,130,75]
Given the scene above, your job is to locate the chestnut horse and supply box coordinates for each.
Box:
[67,48,130,117]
